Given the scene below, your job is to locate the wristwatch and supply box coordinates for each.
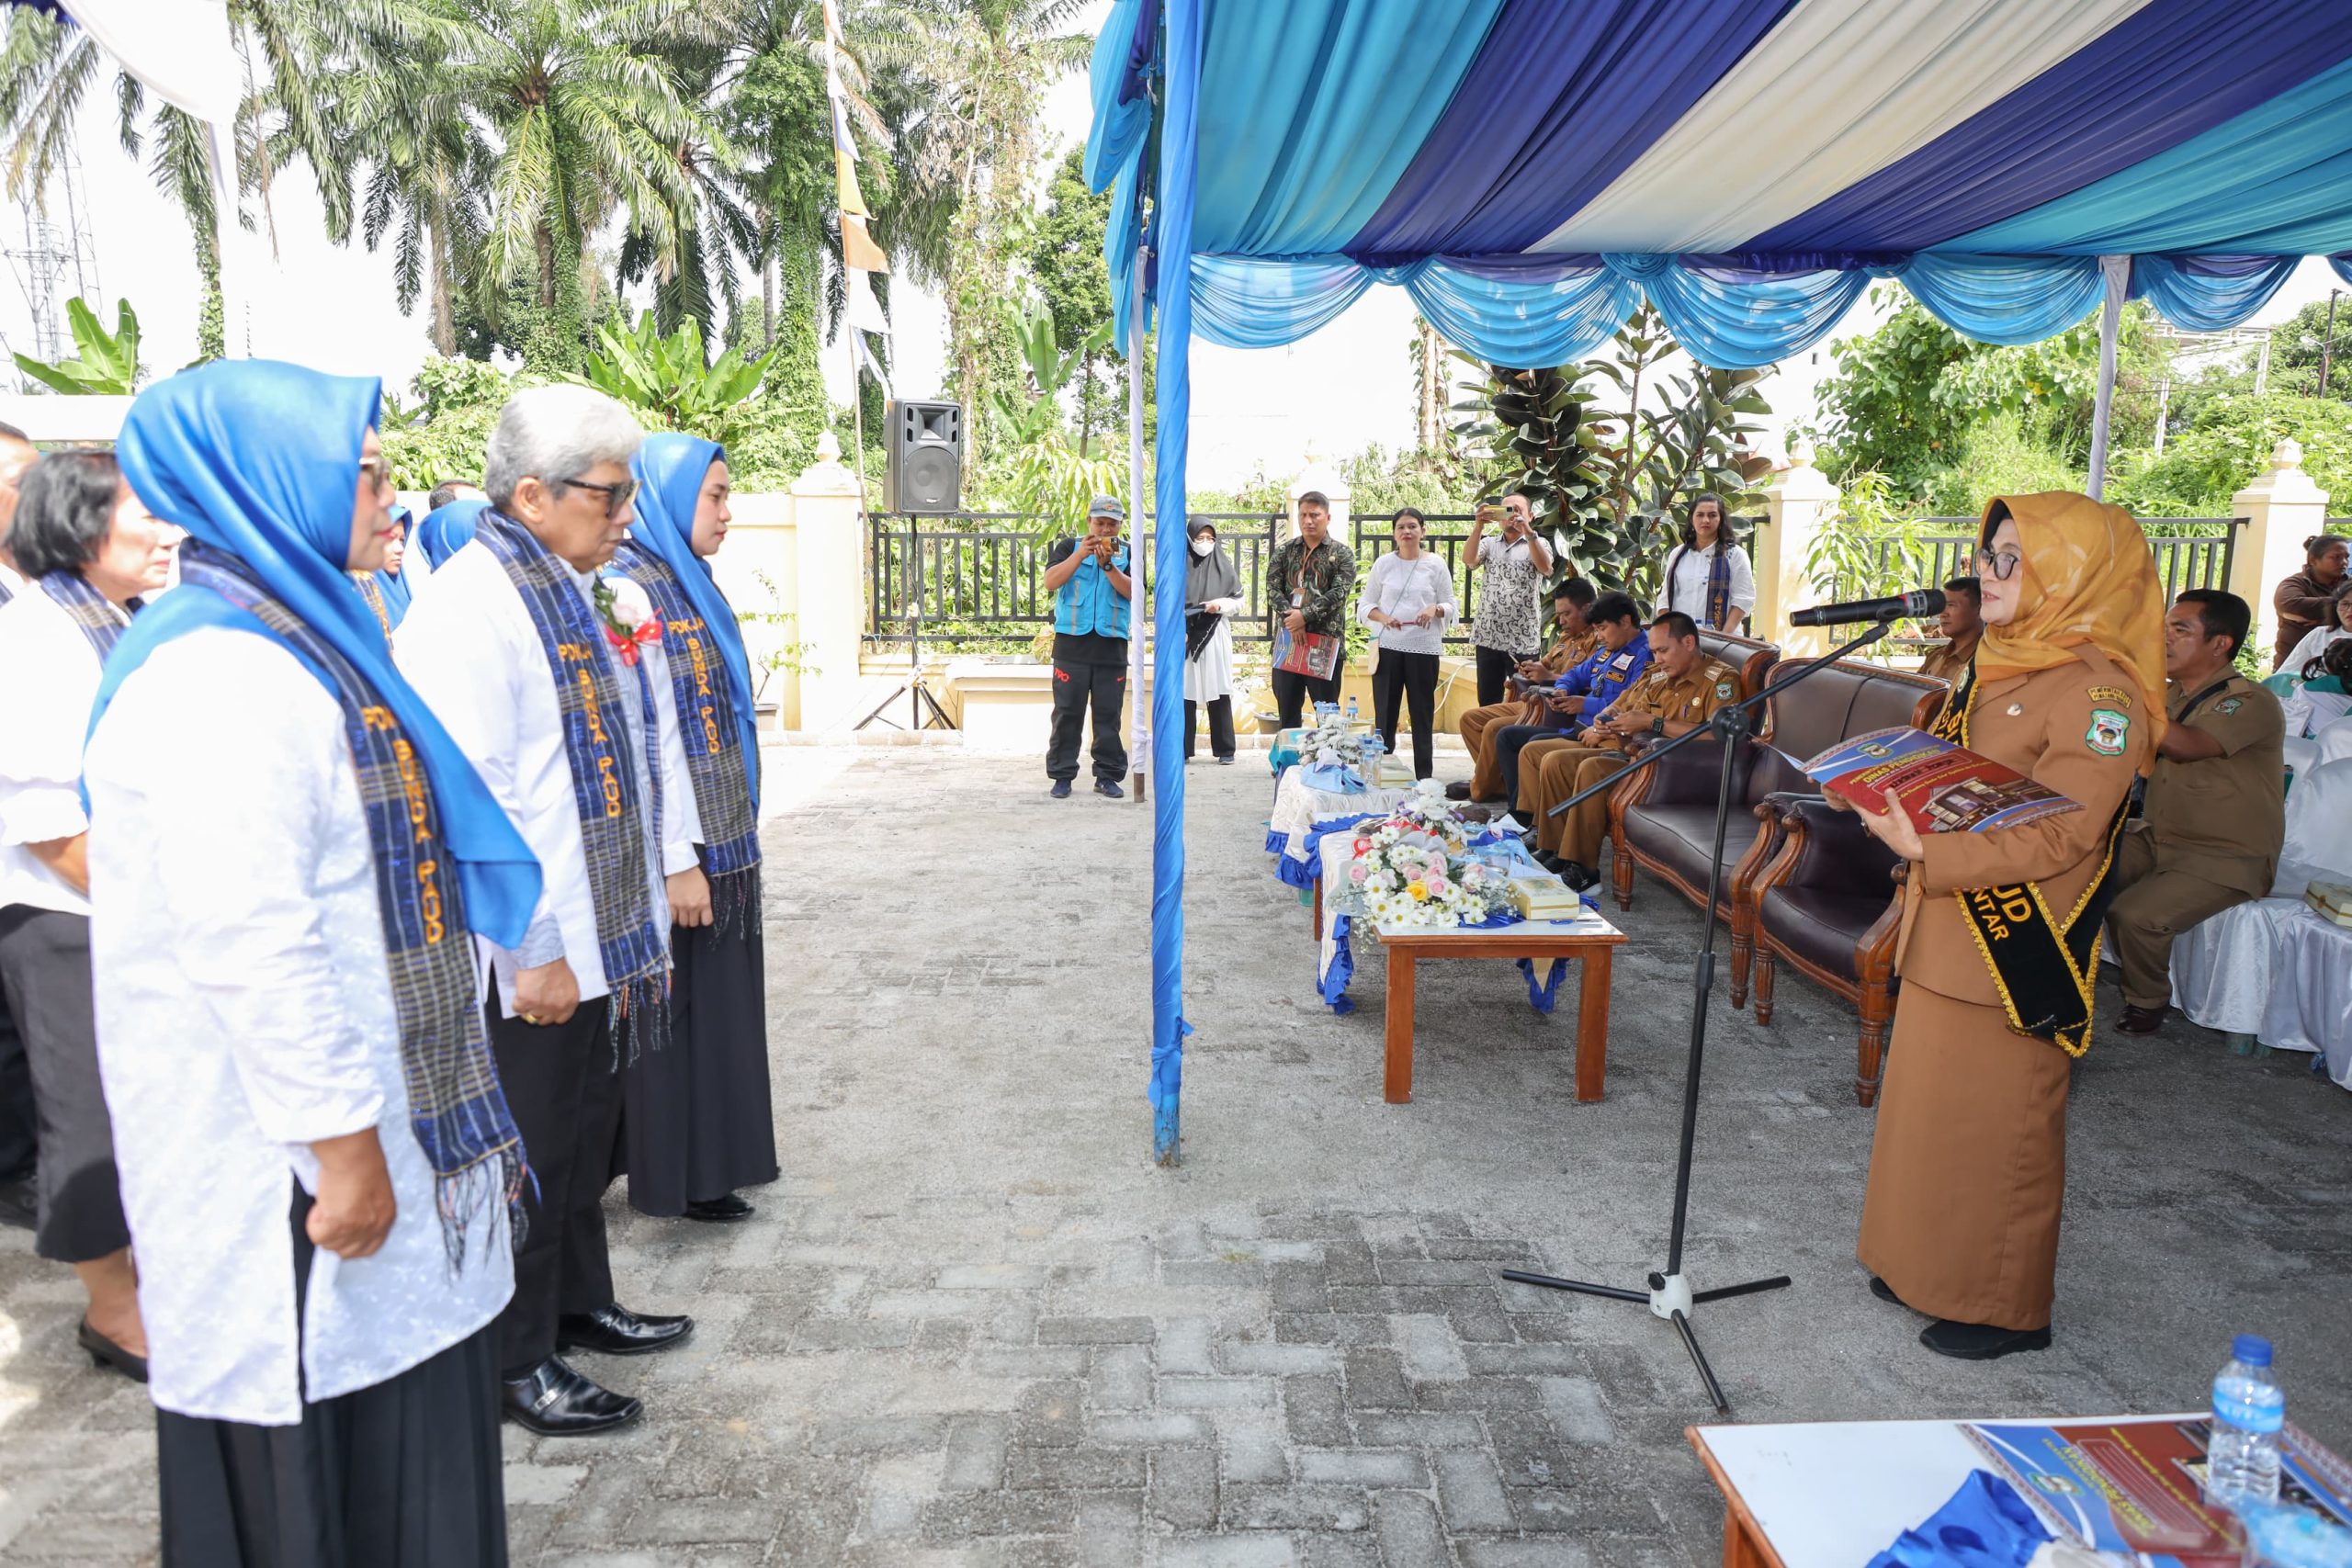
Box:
[1650,716,1667,738]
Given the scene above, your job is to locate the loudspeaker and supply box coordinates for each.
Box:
[885,400,962,513]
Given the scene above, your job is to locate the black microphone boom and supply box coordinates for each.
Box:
[1789,588,1945,627]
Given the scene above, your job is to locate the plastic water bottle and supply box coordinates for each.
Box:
[1346,695,1360,722]
[2207,1333,2285,1510]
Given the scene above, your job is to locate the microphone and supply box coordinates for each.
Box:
[1789,589,1945,627]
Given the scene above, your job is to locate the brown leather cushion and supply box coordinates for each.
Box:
[1760,660,1949,765]
[1757,885,1894,983]
[1622,802,1760,892]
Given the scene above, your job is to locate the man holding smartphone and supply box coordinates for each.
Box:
[1041,497,1134,798]
[1466,491,1555,705]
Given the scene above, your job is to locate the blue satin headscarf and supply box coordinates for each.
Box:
[628,434,759,801]
[96,359,541,945]
[414,495,489,570]
[376,502,414,623]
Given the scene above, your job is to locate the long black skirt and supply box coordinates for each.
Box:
[156,1192,506,1567]
[616,907,777,1216]
[0,905,129,1262]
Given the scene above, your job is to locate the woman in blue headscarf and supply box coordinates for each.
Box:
[604,432,776,1224]
[84,359,537,1566]
[413,494,488,571]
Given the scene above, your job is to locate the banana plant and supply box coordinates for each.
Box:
[13,298,141,395]
[572,311,776,436]
[989,302,1113,448]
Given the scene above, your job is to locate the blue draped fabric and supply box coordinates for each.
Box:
[1610,254,1873,368]
[1401,256,1637,367]
[1348,0,1794,257]
[1894,253,2109,345]
[1952,54,2352,255]
[627,433,761,807]
[1088,0,1156,355]
[1147,0,1199,1166]
[2336,254,2352,287]
[1756,0,2352,254]
[1191,0,1500,256]
[96,362,540,946]
[1188,256,1373,348]
[2132,254,2300,332]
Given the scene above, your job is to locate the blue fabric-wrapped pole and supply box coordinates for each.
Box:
[1148,0,1198,1168]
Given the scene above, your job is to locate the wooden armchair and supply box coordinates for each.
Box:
[1750,804,1909,1106]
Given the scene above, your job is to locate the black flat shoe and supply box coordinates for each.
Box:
[1443,781,1472,800]
[78,1319,148,1383]
[1095,778,1125,798]
[2115,1003,2166,1034]
[0,1169,36,1232]
[557,1303,695,1357]
[1049,779,1072,798]
[1919,1318,2052,1360]
[501,1356,642,1436]
[1869,1275,1908,1308]
[683,1192,754,1224]
[1556,861,1598,892]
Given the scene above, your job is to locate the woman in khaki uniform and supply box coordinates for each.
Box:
[1852,492,2166,1360]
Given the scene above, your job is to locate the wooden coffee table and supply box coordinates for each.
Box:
[1367,914,1626,1104]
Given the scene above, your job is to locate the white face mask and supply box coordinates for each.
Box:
[1191,536,1215,558]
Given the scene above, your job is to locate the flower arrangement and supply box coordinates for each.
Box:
[1330,782,1515,930]
[1303,708,1362,770]
[594,575,666,666]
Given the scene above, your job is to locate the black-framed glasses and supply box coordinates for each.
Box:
[1973,547,2024,581]
[558,476,638,520]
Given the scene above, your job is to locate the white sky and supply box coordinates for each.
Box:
[6,21,2346,488]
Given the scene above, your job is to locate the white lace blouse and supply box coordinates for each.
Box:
[84,626,513,1426]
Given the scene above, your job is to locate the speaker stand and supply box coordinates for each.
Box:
[854,612,956,732]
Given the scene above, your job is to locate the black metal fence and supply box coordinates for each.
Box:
[1866,516,2243,603]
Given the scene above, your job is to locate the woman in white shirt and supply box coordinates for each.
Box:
[1183,516,1246,763]
[86,361,534,1563]
[1659,492,1755,635]
[0,452,174,1382]
[2278,579,2351,677]
[1360,508,1460,780]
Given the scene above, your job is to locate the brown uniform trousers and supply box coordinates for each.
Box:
[1519,659,1740,863]
[1458,629,1598,800]
[1860,648,2148,1331]
[2107,673,2285,1010]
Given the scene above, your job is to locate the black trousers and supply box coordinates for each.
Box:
[1371,649,1441,781]
[1271,653,1347,730]
[0,981,34,1180]
[617,906,778,1216]
[487,999,619,1373]
[1184,696,1236,761]
[1491,721,1573,815]
[1475,643,1534,706]
[157,1188,506,1568]
[0,905,129,1262]
[1047,658,1129,783]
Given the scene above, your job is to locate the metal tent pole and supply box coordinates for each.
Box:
[1129,250,1150,804]
[2086,255,2130,500]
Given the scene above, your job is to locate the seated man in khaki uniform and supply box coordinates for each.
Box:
[1916,574,1983,685]
[1521,611,1740,888]
[1453,580,1598,802]
[2110,589,2286,1034]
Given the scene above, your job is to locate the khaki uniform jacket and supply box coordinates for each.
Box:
[1917,628,1981,686]
[2142,672,2285,898]
[1894,645,2151,1007]
[1539,627,1600,679]
[1599,657,1742,750]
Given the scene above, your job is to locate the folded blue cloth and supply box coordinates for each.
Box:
[1866,1472,2052,1568]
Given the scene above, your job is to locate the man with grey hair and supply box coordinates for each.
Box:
[1040,494,1133,797]
[398,385,698,1436]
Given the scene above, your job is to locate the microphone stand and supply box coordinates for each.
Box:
[1502,615,1896,1413]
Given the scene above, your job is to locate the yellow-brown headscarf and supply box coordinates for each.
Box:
[1976,491,2168,766]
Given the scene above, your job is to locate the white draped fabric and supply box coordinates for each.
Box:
[2261,911,2352,1088]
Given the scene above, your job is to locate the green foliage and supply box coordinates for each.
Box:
[1027,145,1119,451]
[12,296,139,394]
[379,355,514,491]
[573,310,776,439]
[2108,394,2352,518]
[1450,357,1605,557]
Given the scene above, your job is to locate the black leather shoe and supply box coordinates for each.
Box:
[1095,778,1125,798]
[1049,779,1072,799]
[1919,1318,2052,1360]
[501,1356,642,1436]
[1557,861,1598,892]
[558,1303,695,1357]
[2115,1003,2166,1034]
[1869,1275,1907,1308]
[1443,781,1472,800]
[0,1169,36,1232]
[683,1192,754,1224]
[78,1318,148,1383]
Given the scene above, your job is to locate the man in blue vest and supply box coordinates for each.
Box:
[1042,496,1134,798]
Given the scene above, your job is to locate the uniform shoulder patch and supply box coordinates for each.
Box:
[1714,677,1736,701]
[2086,684,2133,709]
[2086,708,2131,756]
[2216,695,2244,716]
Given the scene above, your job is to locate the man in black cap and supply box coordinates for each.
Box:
[1041,495,1133,798]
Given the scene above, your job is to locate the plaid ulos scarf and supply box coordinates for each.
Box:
[473,511,671,1055]
[351,570,393,637]
[182,544,526,1261]
[609,540,760,928]
[39,569,132,660]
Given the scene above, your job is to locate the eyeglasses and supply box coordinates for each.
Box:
[558,476,639,520]
[357,458,393,497]
[1973,548,2024,581]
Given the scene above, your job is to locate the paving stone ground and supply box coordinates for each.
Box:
[2,744,2347,1565]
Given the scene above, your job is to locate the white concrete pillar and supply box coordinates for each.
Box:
[786,431,869,733]
[1755,436,1840,656]
[708,487,801,732]
[2229,437,2331,664]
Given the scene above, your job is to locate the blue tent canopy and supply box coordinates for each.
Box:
[1092,0,2352,1162]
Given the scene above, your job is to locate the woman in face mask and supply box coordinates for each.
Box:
[1183,516,1246,763]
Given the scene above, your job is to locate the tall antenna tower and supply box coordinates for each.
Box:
[5,131,101,365]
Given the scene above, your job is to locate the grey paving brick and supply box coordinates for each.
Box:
[1160,1538,1303,1568]
[1088,1344,1154,1410]
[621,1497,786,1546]
[1275,1312,1340,1344]
[1038,1316,1155,1345]
[811,1415,951,1454]
[1073,1493,1146,1568]
[1340,1349,1415,1411]
[1393,1314,1468,1382]
[1301,1539,1385,1568]
[1430,1450,1514,1531]
[1016,1380,1087,1448]
[1272,1265,1331,1313]
[922,1489,1080,1540]
[1462,1343,1588,1377]
[1374,1260,1495,1287]
[791,1315,915,1351]
[940,1264,1048,1290]
[1295,1449,1430,1487]
[1283,1374,1350,1446]
[1218,1415,1292,1484]
[1088,1412,1212,1446]
[942,1415,1014,1492]
[1536,1377,1616,1446]
[1161,1376,1277,1410]
[1411,1377,1538,1413]
[1007,1446,1148,1491]
[1458,1545,1593,1568]
[1221,1484,1372,1532]
[1148,1445,1220,1530]
[1218,1340,1343,1376]
[1372,1492,1451,1568]
[1485,1412,1567,1488]
[1159,1316,1216,1374]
